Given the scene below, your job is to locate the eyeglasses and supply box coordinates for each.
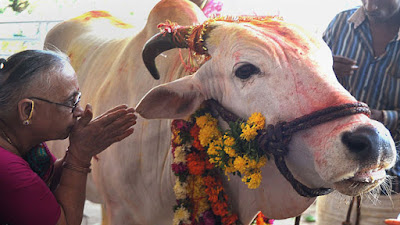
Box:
[28,92,81,113]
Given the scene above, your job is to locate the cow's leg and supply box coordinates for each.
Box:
[103,200,138,225]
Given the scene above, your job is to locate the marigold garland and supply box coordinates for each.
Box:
[171,107,274,225]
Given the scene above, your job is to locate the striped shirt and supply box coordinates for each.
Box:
[323,7,400,194]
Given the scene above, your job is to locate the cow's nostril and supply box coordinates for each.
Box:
[341,126,381,162]
[342,132,370,153]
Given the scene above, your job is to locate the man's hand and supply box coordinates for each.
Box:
[333,55,358,77]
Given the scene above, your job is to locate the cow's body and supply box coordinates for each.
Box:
[44,1,396,224]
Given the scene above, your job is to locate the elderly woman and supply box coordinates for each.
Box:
[0,50,137,225]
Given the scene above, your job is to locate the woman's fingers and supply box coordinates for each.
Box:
[95,107,136,127]
[102,119,137,141]
[77,104,93,127]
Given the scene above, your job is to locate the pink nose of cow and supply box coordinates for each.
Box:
[341,126,394,165]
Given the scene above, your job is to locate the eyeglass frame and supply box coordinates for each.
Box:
[28,92,81,113]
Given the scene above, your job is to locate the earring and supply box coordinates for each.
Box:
[23,101,34,126]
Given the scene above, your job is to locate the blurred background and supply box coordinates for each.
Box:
[1,0,360,58]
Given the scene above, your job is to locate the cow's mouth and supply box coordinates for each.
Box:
[333,167,386,196]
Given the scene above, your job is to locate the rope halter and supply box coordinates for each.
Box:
[206,99,371,197]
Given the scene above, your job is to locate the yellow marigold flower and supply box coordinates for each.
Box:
[199,125,221,147]
[223,146,237,158]
[173,146,187,164]
[193,176,205,199]
[224,160,237,174]
[196,113,218,128]
[209,158,217,164]
[205,113,218,125]
[233,156,247,174]
[242,171,262,189]
[173,180,188,200]
[213,137,223,146]
[223,135,235,146]
[197,198,210,215]
[208,148,218,156]
[240,123,258,141]
[207,138,222,155]
[196,115,209,128]
[257,156,267,169]
[247,112,266,130]
[207,144,218,156]
[246,158,258,170]
[173,135,182,145]
[173,207,191,225]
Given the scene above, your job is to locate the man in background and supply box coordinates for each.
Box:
[317,0,400,224]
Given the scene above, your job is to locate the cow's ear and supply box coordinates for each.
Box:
[136,75,205,119]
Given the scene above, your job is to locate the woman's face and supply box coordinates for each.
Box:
[30,63,84,141]
[362,0,400,22]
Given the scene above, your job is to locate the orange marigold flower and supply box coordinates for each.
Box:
[203,176,217,186]
[187,152,206,175]
[222,213,239,225]
[192,138,204,151]
[190,124,200,137]
[205,158,214,169]
[213,201,228,216]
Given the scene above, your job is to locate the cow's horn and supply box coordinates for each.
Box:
[142,28,189,80]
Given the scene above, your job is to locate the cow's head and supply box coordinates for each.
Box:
[136,17,396,197]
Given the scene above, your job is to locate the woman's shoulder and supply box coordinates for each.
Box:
[0,147,38,188]
[0,146,27,168]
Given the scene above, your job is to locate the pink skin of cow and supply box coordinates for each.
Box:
[44,0,396,224]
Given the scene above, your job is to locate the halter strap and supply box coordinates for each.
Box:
[206,99,370,197]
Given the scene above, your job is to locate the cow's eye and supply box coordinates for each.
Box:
[235,63,260,79]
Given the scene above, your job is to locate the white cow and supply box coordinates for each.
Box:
[44,0,396,224]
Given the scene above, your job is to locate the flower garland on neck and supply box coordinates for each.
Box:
[171,107,274,225]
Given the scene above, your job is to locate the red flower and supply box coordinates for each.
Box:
[187,152,206,175]
[191,125,204,151]
[172,119,188,130]
[172,163,188,174]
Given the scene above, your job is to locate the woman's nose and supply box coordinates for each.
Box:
[73,104,84,117]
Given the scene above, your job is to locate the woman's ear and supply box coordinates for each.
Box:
[18,99,34,125]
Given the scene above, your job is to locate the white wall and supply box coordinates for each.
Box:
[217,0,360,35]
[3,0,361,34]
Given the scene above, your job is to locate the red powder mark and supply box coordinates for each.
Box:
[206,16,310,53]
[118,64,128,74]
[314,149,327,168]
[72,10,133,29]
[233,52,241,63]
[86,10,112,18]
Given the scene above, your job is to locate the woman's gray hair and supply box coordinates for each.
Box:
[0,49,71,116]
